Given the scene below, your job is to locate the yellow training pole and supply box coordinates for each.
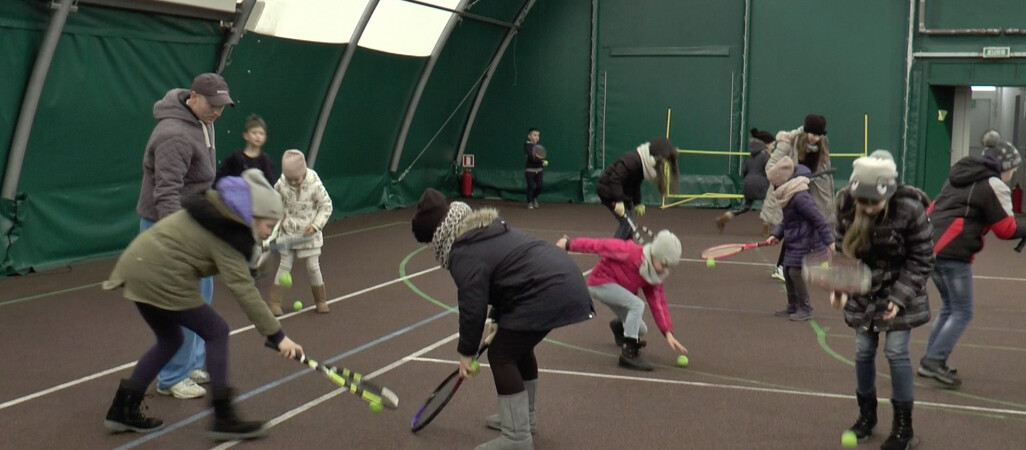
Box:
[666,108,671,138]
[863,113,868,156]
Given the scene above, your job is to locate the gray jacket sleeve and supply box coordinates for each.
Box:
[152,137,192,219]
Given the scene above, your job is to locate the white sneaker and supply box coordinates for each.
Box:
[770,266,785,282]
[157,378,206,399]
[189,369,210,384]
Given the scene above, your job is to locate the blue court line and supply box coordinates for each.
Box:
[114,309,451,449]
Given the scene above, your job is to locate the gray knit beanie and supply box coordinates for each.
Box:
[849,150,898,200]
[982,130,1001,148]
[983,141,1022,171]
[242,169,283,220]
[649,230,681,266]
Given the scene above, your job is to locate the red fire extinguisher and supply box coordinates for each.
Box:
[1013,183,1022,213]
[461,168,473,198]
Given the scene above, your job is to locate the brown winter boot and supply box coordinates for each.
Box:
[267,285,284,316]
[311,284,329,313]
[715,212,734,233]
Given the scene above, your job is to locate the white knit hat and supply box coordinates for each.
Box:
[649,230,681,266]
[242,169,283,220]
[849,150,899,200]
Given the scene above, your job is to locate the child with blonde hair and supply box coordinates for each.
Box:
[269,150,333,315]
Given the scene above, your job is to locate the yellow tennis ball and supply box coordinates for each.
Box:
[369,402,383,413]
[706,258,716,268]
[676,355,689,367]
[279,272,293,288]
[820,261,830,269]
[470,360,480,375]
[293,300,303,311]
[841,430,857,448]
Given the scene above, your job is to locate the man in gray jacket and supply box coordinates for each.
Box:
[136,73,234,399]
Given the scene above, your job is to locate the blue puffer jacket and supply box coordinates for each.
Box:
[771,165,835,267]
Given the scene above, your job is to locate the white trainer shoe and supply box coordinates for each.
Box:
[157,378,206,399]
[189,369,210,384]
[770,266,785,282]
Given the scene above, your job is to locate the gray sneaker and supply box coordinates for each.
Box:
[788,310,812,321]
[918,360,961,388]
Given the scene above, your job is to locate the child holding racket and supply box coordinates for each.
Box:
[764,156,835,321]
[596,137,679,239]
[270,150,333,315]
[555,230,687,371]
[832,150,934,449]
[920,140,1024,388]
[411,188,593,450]
[103,169,304,439]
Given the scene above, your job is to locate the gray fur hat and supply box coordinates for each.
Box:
[849,150,899,200]
[983,141,1022,172]
[649,230,681,266]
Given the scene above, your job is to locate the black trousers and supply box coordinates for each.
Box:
[487,328,550,395]
[525,170,543,203]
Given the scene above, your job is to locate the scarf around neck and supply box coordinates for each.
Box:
[636,143,658,183]
[640,244,669,284]
[431,202,472,269]
[773,177,810,208]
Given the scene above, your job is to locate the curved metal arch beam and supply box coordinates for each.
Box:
[306,0,381,169]
[454,0,537,164]
[389,0,471,173]
[2,0,76,200]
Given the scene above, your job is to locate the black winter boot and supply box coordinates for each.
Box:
[848,391,877,440]
[104,379,164,433]
[881,399,916,450]
[618,338,653,371]
[609,319,625,346]
[209,388,265,441]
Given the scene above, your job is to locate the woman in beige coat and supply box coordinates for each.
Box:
[760,114,835,279]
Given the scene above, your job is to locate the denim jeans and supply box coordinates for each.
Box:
[588,283,649,338]
[922,259,973,364]
[611,208,634,240]
[855,328,913,402]
[140,217,214,389]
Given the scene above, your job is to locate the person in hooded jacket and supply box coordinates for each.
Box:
[832,150,934,450]
[717,128,774,234]
[596,137,680,239]
[919,140,1024,388]
[411,189,593,450]
[103,169,304,440]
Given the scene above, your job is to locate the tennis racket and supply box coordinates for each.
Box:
[531,144,547,160]
[700,241,775,260]
[624,215,653,244]
[264,341,399,409]
[410,319,498,433]
[801,250,872,294]
[1014,237,1025,253]
[254,234,315,273]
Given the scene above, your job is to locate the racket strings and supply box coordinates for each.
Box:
[702,245,743,259]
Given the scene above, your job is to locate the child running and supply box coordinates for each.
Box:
[555,230,687,371]
[832,150,934,450]
[102,169,303,440]
[764,156,835,321]
[270,150,333,315]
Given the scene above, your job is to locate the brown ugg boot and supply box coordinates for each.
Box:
[311,284,329,313]
[715,212,734,233]
[267,285,284,316]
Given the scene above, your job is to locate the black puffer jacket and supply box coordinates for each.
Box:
[835,186,935,332]
[448,209,594,356]
[597,151,644,209]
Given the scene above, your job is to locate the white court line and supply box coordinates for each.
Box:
[679,257,1026,282]
[411,357,1026,418]
[210,333,461,450]
[0,267,440,411]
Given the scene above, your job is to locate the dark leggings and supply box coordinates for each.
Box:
[129,302,230,390]
[783,266,812,311]
[525,170,544,203]
[776,242,785,267]
[487,328,550,395]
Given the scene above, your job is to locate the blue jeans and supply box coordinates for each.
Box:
[922,259,973,364]
[588,284,649,338]
[140,217,213,389]
[855,329,914,402]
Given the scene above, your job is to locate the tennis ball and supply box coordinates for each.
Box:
[369,402,383,413]
[279,272,293,288]
[841,430,857,448]
[293,300,303,311]
[470,360,480,376]
[542,160,549,167]
[820,261,831,269]
[706,258,716,268]
[676,355,689,367]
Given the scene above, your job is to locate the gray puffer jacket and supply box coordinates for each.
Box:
[835,186,935,332]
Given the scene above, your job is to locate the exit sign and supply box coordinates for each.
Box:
[982,47,1011,58]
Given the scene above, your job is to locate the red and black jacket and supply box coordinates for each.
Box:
[928,156,1026,262]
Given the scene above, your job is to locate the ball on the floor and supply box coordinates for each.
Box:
[293,300,303,311]
[369,402,383,413]
[820,261,830,269]
[841,430,857,448]
[676,355,689,367]
[470,360,480,375]
[279,272,293,288]
[706,258,715,268]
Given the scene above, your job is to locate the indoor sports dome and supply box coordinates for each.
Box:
[2,0,1024,274]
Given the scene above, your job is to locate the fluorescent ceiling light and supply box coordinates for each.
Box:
[971,86,997,92]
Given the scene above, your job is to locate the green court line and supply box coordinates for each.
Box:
[810,320,1026,411]
[825,333,1026,353]
[398,246,456,313]
[0,221,406,308]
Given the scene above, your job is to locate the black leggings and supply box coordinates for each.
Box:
[525,170,544,203]
[487,328,549,395]
[129,302,230,390]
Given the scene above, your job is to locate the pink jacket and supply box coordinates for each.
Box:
[569,237,673,335]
